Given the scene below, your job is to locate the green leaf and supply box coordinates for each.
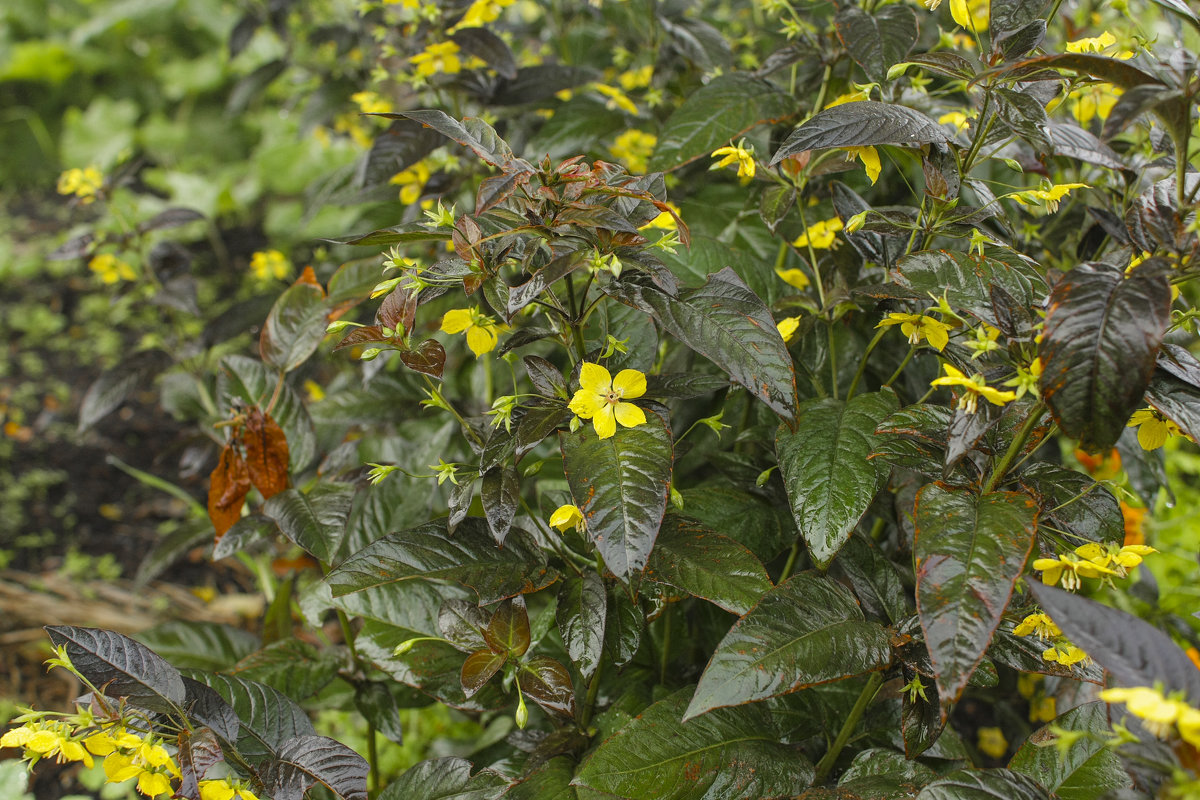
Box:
[678,485,791,562]
[645,515,772,615]
[771,101,948,165]
[1018,463,1123,546]
[503,757,578,800]
[989,0,1047,39]
[450,26,517,79]
[1029,583,1200,704]
[604,584,643,666]
[830,534,911,625]
[326,518,556,605]
[387,109,515,168]
[267,734,368,800]
[78,350,169,432]
[528,97,625,159]
[180,678,242,744]
[461,650,505,697]
[557,572,607,678]
[439,599,491,652]
[264,484,356,565]
[321,222,453,247]
[185,672,316,760]
[354,682,405,744]
[134,621,260,671]
[1009,702,1131,799]
[1039,264,1171,451]
[485,597,530,657]
[481,465,519,546]
[835,5,918,83]
[914,485,1038,709]
[229,639,340,700]
[45,626,185,714]
[839,748,936,798]
[648,72,794,171]
[776,391,899,567]
[260,276,329,373]
[891,250,1045,324]
[916,769,1051,800]
[606,268,798,423]
[379,758,507,800]
[686,572,892,718]
[560,411,673,580]
[575,687,814,799]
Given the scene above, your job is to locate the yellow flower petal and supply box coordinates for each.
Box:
[578,362,613,394]
[593,405,617,439]
[775,268,810,289]
[465,324,498,357]
[613,401,647,429]
[612,369,647,399]
[568,388,602,419]
[549,504,584,531]
[440,308,473,334]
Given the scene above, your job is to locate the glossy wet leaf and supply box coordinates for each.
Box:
[134,621,259,671]
[208,443,251,541]
[831,534,911,625]
[264,483,355,565]
[485,597,530,657]
[45,625,185,714]
[557,571,607,678]
[461,650,505,697]
[914,485,1037,709]
[186,672,317,760]
[988,622,1103,683]
[575,687,814,799]
[439,600,490,653]
[1009,702,1131,799]
[835,5,918,83]
[266,734,368,800]
[504,757,578,800]
[229,639,340,700]
[1029,583,1200,704]
[645,515,772,615]
[605,268,798,423]
[378,757,508,800]
[772,101,948,165]
[839,747,936,798]
[678,485,790,562]
[354,682,405,744]
[1039,263,1170,451]
[481,465,519,546]
[1018,463,1123,546]
[686,572,892,718]
[519,656,576,718]
[326,517,556,605]
[776,391,899,567]
[891,250,1045,324]
[176,726,225,799]
[260,268,329,373]
[504,251,587,320]
[915,768,1051,800]
[561,411,673,580]
[604,584,643,666]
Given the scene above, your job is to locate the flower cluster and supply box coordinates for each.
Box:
[89,253,137,284]
[441,307,502,357]
[710,139,756,179]
[1012,611,1089,666]
[249,249,291,282]
[877,312,951,351]
[57,166,104,203]
[1033,542,1155,590]
[568,363,647,440]
[1100,685,1200,746]
[930,364,1016,415]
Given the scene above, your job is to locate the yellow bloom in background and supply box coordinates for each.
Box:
[568,362,647,439]
[1127,408,1187,450]
[1003,357,1042,400]
[1011,182,1088,213]
[876,313,951,351]
[949,0,988,31]
[777,316,801,343]
[976,727,1007,759]
[710,139,756,179]
[618,65,653,91]
[938,111,970,133]
[440,308,501,357]
[1066,31,1116,53]
[390,161,431,204]
[930,364,1016,414]
[640,201,681,231]
[1042,644,1088,666]
[609,129,657,174]
[1013,612,1061,641]
[199,779,260,800]
[844,146,881,184]
[250,250,291,282]
[776,268,810,290]
[1029,695,1057,723]
[1067,84,1122,125]
[57,166,104,203]
[411,41,462,77]
[350,90,393,114]
[792,217,843,249]
[593,83,638,115]
[89,253,137,284]
[450,0,515,31]
[1099,685,1200,741]
[824,85,872,109]
[549,504,584,532]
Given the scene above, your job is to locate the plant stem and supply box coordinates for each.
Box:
[846,327,888,401]
[884,346,916,387]
[779,540,801,581]
[579,657,604,731]
[659,603,673,684]
[983,402,1045,493]
[366,720,380,796]
[812,671,884,785]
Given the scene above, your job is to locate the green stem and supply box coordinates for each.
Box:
[812,671,884,785]
[659,603,673,684]
[579,657,604,731]
[884,346,916,387]
[366,720,380,796]
[982,402,1045,493]
[846,327,888,401]
[423,377,483,447]
[779,540,801,581]
[960,89,995,177]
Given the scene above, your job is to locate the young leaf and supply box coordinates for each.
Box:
[915,768,1051,800]
[266,734,368,800]
[243,407,290,499]
[560,411,673,581]
[326,518,556,605]
[605,268,798,423]
[1029,583,1200,704]
[1009,702,1132,799]
[176,726,225,799]
[44,626,186,713]
[914,485,1037,710]
[208,443,252,541]
[377,757,508,800]
[485,597,531,657]
[776,391,899,567]
[1039,263,1171,451]
[264,483,355,566]
[518,656,576,718]
[461,650,505,697]
[686,572,892,718]
[556,571,607,679]
[260,268,329,373]
[645,515,773,615]
[575,687,814,798]
[771,101,948,166]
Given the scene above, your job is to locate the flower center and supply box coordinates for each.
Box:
[604,390,622,405]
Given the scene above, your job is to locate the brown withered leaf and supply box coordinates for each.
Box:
[208,443,252,541]
[244,407,289,499]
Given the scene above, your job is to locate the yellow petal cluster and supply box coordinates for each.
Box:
[89,253,137,284]
[792,217,843,250]
[930,364,1016,414]
[609,129,657,175]
[876,313,951,351]
[250,249,291,282]
[441,308,502,357]
[710,139,756,179]
[1101,686,1200,745]
[57,166,104,203]
[844,146,881,184]
[775,268,810,290]
[390,161,431,205]
[1012,612,1060,641]
[568,362,647,439]
[777,316,801,344]
[1127,408,1189,450]
[199,778,261,800]
[411,41,462,77]
[549,504,585,532]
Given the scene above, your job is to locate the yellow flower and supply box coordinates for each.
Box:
[949,0,988,31]
[200,779,260,800]
[1003,357,1042,400]
[568,362,647,440]
[57,166,104,203]
[710,139,756,179]
[1042,644,1089,666]
[1066,84,1122,126]
[640,202,681,231]
[1,722,94,767]
[792,217,844,250]
[618,65,653,91]
[1179,704,1200,748]
[440,308,501,357]
[844,146,881,184]
[1074,542,1157,577]
[390,161,431,205]
[775,268,810,290]
[876,313,951,351]
[976,727,1007,759]
[1010,182,1088,213]
[1032,552,1118,590]
[1127,408,1187,450]
[824,85,872,109]
[88,253,137,284]
[938,111,970,133]
[1029,695,1057,723]
[350,90,393,114]
[593,83,638,115]
[1013,612,1061,641]
[777,316,801,343]
[964,323,1000,359]
[609,129,657,174]
[450,0,514,31]
[138,771,174,797]
[249,250,291,282]
[410,41,462,77]
[1100,686,1184,738]
[549,504,584,532]
[930,364,1016,414]
[1066,32,1116,53]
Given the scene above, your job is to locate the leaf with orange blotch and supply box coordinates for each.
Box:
[209,443,252,540]
[244,407,290,499]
